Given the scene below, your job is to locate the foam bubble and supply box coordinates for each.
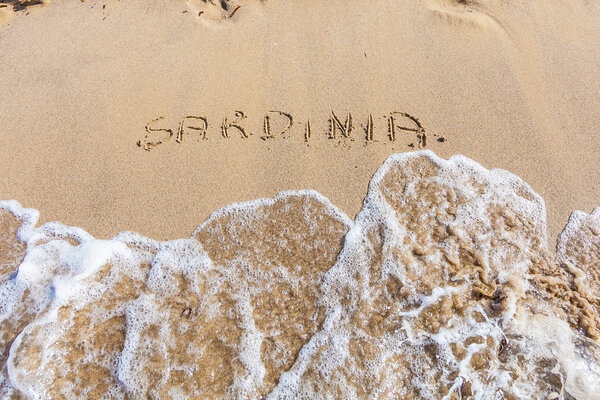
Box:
[0,152,598,399]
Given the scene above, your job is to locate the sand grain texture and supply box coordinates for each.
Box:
[0,0,599,244]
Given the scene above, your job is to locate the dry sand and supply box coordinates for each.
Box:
[0,0,599,243]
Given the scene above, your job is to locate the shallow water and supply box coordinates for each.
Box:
[1,151,599,399]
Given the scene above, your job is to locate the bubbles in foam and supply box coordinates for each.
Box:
[269,151,598,399]
[0,152,599,399]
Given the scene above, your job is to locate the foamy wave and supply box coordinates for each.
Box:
[0,151,598,399]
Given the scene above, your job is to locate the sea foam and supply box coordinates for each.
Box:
[0,151,598,399]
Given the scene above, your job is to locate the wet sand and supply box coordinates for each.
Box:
[2,2,600,396]
[2,152,600,398]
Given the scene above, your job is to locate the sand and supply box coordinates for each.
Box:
[3,2,600,397]
[2,153,600,398]
[0,0,598,245]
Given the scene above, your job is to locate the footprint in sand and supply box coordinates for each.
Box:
[0,0,48,26]
[425,0,507,32]
[185,0,258,23]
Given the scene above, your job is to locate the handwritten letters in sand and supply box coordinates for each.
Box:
[137,110,445,151]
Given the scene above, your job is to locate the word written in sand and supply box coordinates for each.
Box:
[137,110,443,151]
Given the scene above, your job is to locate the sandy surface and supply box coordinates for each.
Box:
[0,0,599,243]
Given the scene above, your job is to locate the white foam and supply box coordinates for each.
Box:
[0,200,39,242]
[0,152,598,399]
[193,189,352,236]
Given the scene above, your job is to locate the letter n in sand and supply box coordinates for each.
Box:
[329,111,352,139]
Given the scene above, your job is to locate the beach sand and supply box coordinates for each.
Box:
[1,0,600,398]
[0,0,598,244]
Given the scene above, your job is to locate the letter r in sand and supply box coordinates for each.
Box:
[221,111,248,139]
